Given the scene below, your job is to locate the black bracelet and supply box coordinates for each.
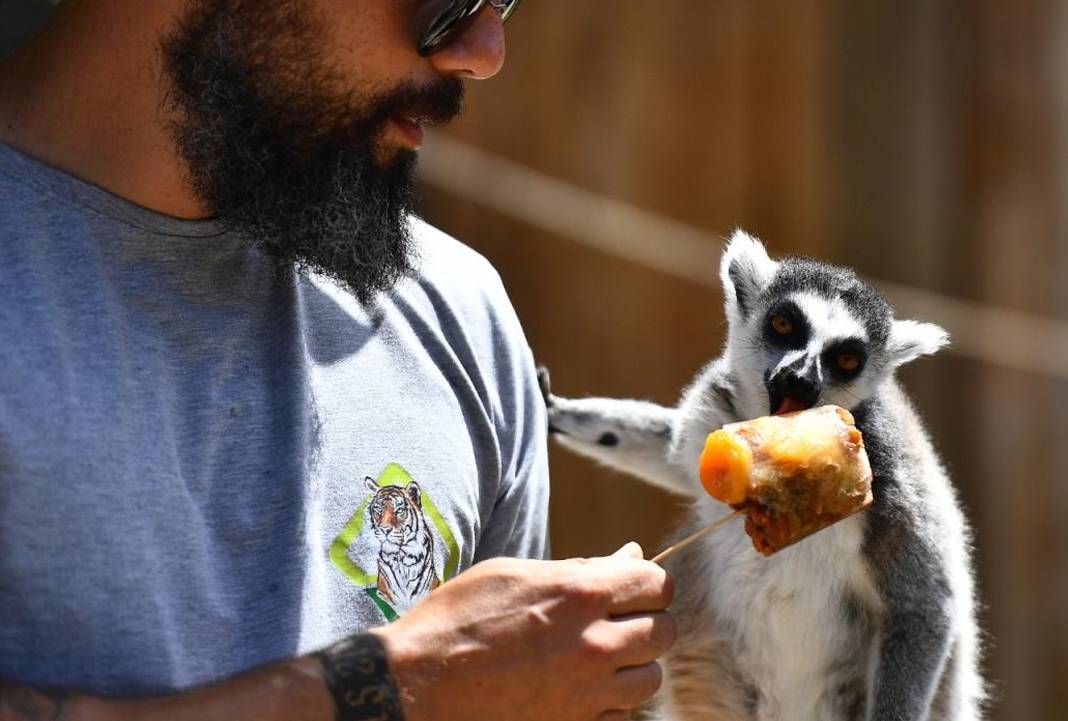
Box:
[313,633,406,721]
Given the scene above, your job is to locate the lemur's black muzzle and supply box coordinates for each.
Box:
[766,362,821,415]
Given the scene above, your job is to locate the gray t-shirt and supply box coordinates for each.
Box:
[0,143,550,696]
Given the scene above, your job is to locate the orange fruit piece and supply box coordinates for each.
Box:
[699,429,753,505]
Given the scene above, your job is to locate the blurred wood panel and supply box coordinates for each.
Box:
[960,2,1068,717]
[452,1,833,253]
[419,2,1068,720]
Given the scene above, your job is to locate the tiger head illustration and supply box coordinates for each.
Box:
[363,477,439,613]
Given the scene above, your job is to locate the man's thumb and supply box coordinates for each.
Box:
[611,541,644,559]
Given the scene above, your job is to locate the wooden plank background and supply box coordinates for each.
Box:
[4,2,1065,719]
[416,2,1068,720]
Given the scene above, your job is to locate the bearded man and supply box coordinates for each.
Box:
[0,2,676,721]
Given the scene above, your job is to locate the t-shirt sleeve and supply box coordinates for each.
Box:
[467,268,550,563]
[407,218,551,563]
[472,338,550,562]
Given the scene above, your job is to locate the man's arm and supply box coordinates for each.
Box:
[0,655,331,721]
[3,546,676,721]
[0,682,70,721]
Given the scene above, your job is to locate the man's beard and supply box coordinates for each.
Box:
[161,1,463,304]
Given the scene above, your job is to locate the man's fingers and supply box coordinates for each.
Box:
[600,611,678,668]
[590,664,661,719]
[602,559,674,616]
[611,661,664,709]
[582,613,676,671]
[611,541,644,559]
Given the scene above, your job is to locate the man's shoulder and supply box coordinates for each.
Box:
[301,216,516,329]
[403,217,528,341]
[407,216,505,297]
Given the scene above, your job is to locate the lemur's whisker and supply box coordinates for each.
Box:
[732,349,764,362]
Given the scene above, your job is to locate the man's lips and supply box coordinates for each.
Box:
[389,115,425,149]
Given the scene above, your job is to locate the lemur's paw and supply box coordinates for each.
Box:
[536,365,554,408]
[536,365,566,435]
[545,397,623,448]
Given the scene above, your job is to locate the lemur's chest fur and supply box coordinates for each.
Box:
[700,505,882,718]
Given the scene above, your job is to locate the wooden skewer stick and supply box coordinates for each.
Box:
[650,509,745,565]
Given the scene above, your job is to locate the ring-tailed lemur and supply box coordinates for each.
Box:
[544,231,983,721]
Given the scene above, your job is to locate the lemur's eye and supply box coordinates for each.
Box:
[771,315,794,335]
[836,353,861,372]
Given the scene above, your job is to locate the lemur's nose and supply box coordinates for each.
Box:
[768,365,822,408]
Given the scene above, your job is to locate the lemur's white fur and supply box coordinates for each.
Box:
[546,231,981,721]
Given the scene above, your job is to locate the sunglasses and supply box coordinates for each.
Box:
[418,0,523,56]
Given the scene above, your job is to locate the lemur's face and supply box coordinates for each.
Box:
[718,232,948,421]
[756,292,878,416]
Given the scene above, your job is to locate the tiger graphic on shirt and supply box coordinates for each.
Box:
[363,476,439,613]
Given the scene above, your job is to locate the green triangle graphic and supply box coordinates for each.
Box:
[329,463,461,620]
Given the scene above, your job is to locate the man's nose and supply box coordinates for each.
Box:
[427,5,506,80]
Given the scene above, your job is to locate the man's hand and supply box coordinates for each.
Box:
[371,543,677,721]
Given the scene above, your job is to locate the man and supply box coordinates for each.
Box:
[0,2,676,720]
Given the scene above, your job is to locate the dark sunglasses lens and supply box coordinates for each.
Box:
[419,0,481,56]
[500,0,523,23]
[418,0,522,56]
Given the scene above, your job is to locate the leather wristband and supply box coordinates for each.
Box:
[313,633,405,721]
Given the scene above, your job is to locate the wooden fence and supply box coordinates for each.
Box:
[417,2,1068,720]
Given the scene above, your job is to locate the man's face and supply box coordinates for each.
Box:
[161,0,504,304]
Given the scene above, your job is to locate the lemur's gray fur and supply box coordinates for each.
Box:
[544,231,983,721]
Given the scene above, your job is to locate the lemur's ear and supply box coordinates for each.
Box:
[720,230,778,322]
[885,320,950,368]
